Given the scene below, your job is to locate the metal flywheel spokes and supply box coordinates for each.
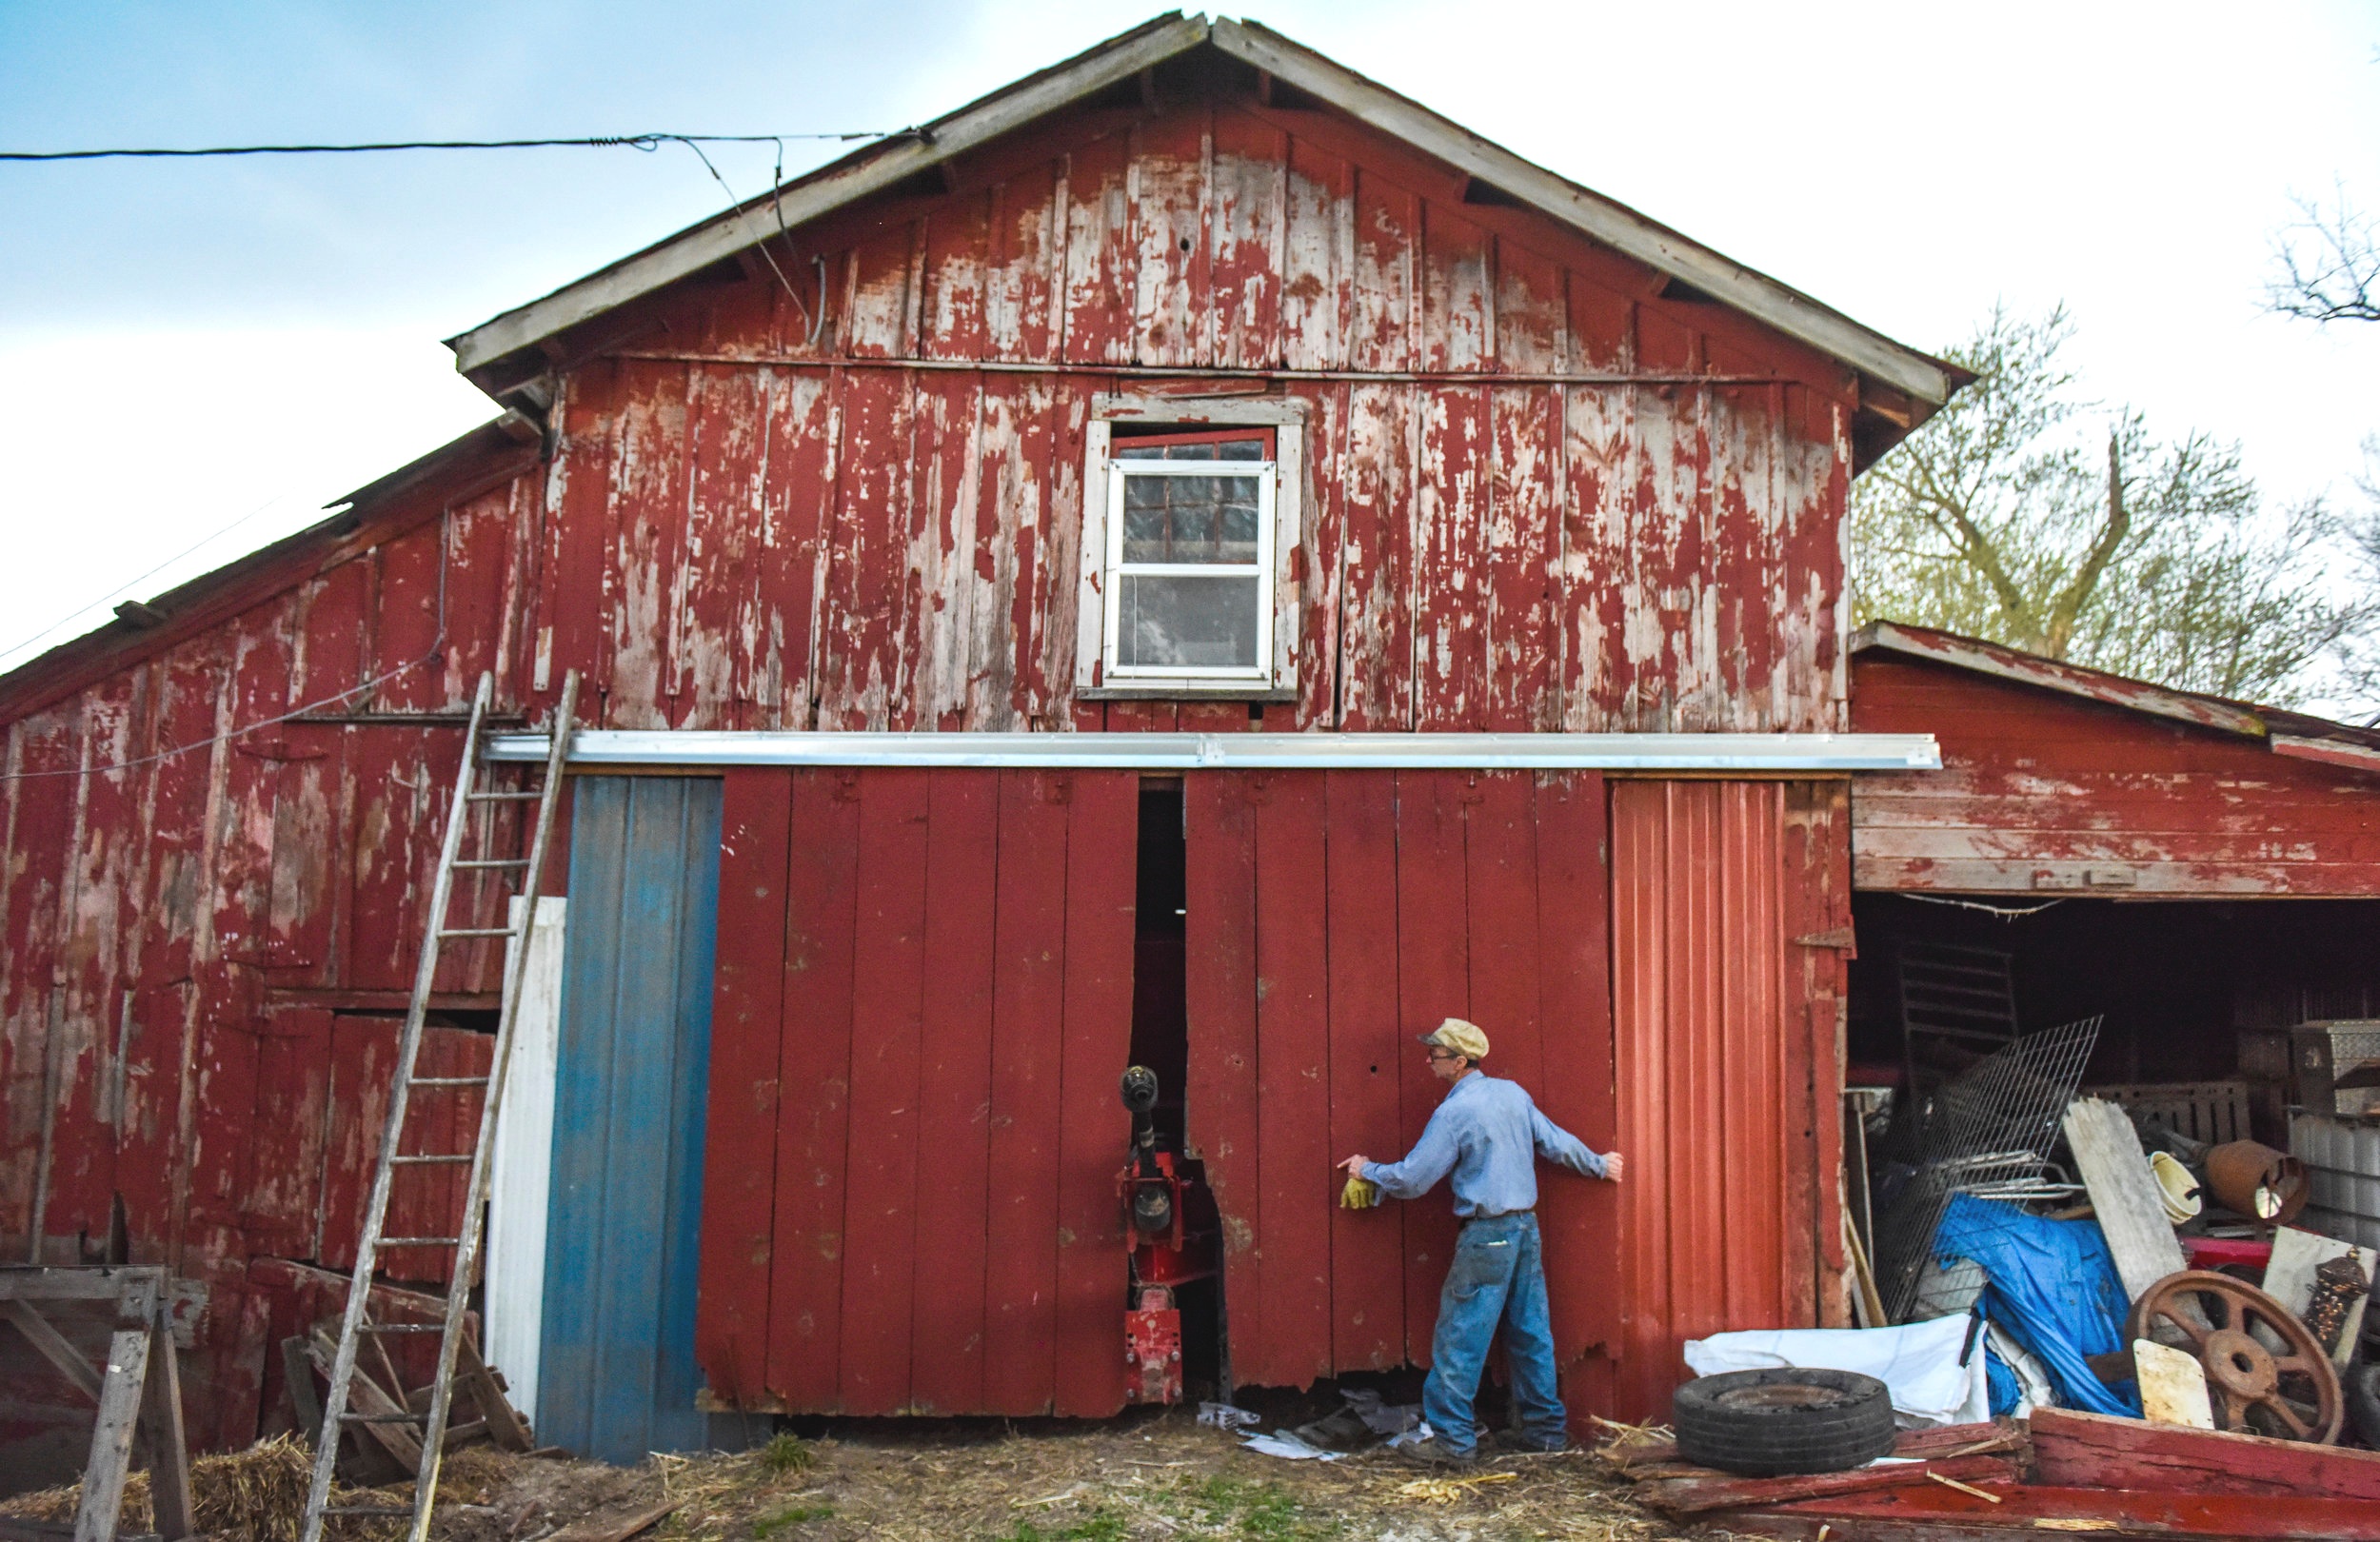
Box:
[2127,1270,2343,1444]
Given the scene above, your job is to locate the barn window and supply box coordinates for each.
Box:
[1076,399,1306,701]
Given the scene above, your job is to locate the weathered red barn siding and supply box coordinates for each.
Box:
[696,766,1139,1417]
[2,75,1869,1456]
[1180,769,1619,1411]
[1608,778,1852,1420]
[1851,653,2380,895]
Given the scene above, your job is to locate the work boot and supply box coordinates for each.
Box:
[1396,1435,1478,1468]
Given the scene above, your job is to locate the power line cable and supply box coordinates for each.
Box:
[1,131,885,162]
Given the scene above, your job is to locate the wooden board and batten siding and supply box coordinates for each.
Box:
[1852,649,2380,896]
[0,45,1891,1455]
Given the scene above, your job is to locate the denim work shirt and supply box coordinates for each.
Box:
[1361,1072,1607,1218]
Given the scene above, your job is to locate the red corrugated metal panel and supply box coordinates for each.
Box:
[1852,653,2380,895]
[1186,769,1616,1410]
[1608,779,1843,1422]
[696,766,1137,1415]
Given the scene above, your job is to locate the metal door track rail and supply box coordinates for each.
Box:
[485,728,1941,773]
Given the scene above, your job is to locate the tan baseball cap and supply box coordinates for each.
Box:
[1418,1018,1490,1060]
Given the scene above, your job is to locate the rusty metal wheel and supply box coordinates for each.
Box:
[2127,1269,2343,1443]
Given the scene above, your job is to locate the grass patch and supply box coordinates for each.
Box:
[997,1512,1129,1542]
[1180,1477,1344,1541]
[751,1503,835,1537]
[757,1433,815,1476]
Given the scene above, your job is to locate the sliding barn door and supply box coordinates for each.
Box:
[696,767,1140,1417]
[1183,770,1616,1402]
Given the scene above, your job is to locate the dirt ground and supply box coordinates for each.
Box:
[4,1409,1706,1542]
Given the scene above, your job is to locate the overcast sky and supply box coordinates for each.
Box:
[4,2,2376,677]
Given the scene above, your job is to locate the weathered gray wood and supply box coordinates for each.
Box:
[72,1305,153,1542]
[2063,1097,2189,1301]
[282,1335,325,1447]
[0,1267,167,1303]
[4,1300,104,1401]
[137,1320,193,1542]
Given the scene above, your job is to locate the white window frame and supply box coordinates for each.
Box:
[1075,394,1307,701]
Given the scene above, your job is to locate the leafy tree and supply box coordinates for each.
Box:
[1851,306,2373,706]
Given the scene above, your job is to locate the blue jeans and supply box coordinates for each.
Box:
[1421,1211,1566,1455]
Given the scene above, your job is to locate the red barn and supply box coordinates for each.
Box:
[0,15,1968,1472]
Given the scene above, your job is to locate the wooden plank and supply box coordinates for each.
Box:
[982,770,1071,1414]
[1393,770,1468,1368]
[73,1295,155,1542]
[1059,128,1135,366]
[1737,1481,2380,1540]
[751,368,836,727]
[1210,109,1288,371]
[695,770,789,1405]
[1051,772,1138,1416]
[1483,386,1558,733]
[838,767,932,1414]
[1530,771,1616,1383]
[1252,772,1332,1387]
[1128,109,1209,369]
[2063,1097,2187,1301]
[1635,1452,2022,1516]
[766,768,863,1411]
[2032,1404,2380,1500]
[908,771,999,1415]
[1335,381,1416,730]
[677,364,769,728]
[1324,770,1404,1371]
[139,1317,195,1540]
[4,1300,103,1399]
[1183,772,1262,1384]
[1412,386,1487,729]
[244,1005,332,1256]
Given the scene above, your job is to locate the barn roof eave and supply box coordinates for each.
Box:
[1853,619,2380,761]
[446,12,1962,419]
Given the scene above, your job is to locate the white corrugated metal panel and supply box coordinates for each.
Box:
[2293,1113,2380,1252]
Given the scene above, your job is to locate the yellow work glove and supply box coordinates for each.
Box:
[1339,1174,1379,1210]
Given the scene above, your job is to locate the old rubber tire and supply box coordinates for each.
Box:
[1674,1368,1897,1476]
[2349,1357,2380,1451]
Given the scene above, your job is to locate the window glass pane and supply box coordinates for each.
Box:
[1119,471,1262,563]
[1113,436,1267,461]
[1117,572,1261,670]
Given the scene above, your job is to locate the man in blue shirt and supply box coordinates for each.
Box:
[1336,1018,1623,1466]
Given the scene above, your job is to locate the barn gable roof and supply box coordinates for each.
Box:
[448,12,1963,425]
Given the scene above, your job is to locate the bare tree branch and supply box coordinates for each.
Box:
[2268,188,2380,325]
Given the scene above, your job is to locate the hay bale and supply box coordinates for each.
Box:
[0,1433,406,1542]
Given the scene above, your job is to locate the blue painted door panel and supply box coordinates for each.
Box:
[541,776,733,1460]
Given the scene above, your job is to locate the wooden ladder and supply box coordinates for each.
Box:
[300,669,578,1542]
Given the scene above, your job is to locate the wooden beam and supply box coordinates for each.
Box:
[138,1316,194,1541]
[2063,1097,2188,1301]
[4,1301,103,1402]
[72,1279,157,1542]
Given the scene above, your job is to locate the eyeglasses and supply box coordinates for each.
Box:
[1426,1049,1463,1062]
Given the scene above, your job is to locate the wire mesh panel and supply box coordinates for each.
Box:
[1872,1016,2104,1322]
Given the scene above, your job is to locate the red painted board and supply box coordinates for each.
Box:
[696,768,791,1405]
[243,1005,333,1256]
[982,769,1071,1413]
[1412,387,1488,730]
[1393,770,1469,1367]
[766,768,862,1411]
[1325,769,1405,1370]
[1051,771,1137,1416]
[2031,1405,2380,1500]
[1744,1481,2380,1542]
[1184,773,1263,1381]
[1252,772,1332,1387]
[1530,772,1616,1390]
[839,767,932,1414]
[908,770,1001,1414]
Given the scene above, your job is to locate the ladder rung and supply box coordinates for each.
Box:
[341,1411,426,1424]
[378,1236,464,1247]
[359,1322,445,1334]
[390,1153,473,1165]
[410,1076,490,1088]
[467,789,545,801]
[452,858,532,869]
[326,1506,418,1517]
[437,926,518,939]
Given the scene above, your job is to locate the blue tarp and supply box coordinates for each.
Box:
[1933,1194,2140,1417]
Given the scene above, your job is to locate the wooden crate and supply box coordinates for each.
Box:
[2082,1080,2254,1147]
